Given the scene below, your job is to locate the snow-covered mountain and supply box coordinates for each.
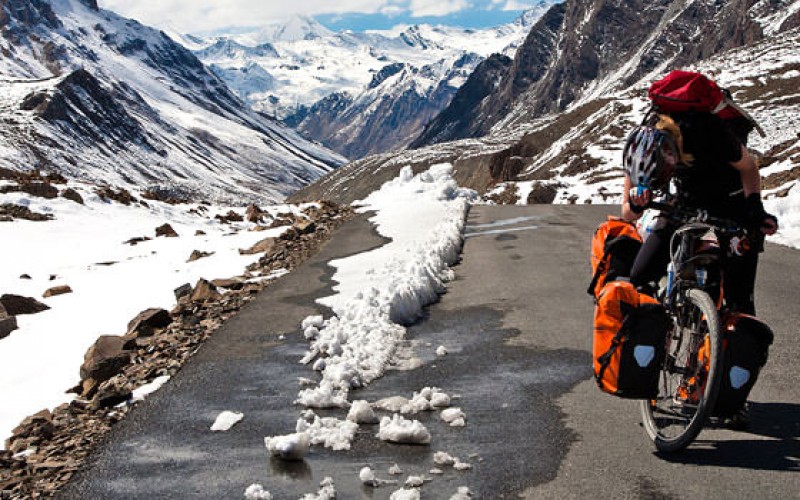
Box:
[290,0,800,215]
[0,0,345,204]
[188,6,556,158]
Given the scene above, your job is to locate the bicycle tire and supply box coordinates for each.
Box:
[640,288,722,452]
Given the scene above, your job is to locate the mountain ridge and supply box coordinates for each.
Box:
[290,0,800,207]
[0,0,345,204]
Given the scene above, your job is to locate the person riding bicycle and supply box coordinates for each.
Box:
[621,112,778,316]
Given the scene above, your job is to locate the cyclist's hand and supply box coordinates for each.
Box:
[761,213,778,235]
[628,187,652,214]
[745,193,779,235]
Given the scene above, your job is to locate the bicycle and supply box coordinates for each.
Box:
[638,200,750,452]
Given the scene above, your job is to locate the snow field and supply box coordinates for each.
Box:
[0,180,313,444]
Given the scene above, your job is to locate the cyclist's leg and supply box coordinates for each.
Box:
[630,221,673,290]
[723,249,758,315]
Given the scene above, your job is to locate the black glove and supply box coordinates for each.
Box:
[744,193,778,232]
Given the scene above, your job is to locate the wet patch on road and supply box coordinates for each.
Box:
[343,306,591,498]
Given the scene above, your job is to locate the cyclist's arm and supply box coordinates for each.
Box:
[729,145,760,197]
[730,146,779,235]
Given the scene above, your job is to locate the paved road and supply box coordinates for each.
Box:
[60,205,800,499]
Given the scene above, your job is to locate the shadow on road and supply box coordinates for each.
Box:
[657,402,800,471]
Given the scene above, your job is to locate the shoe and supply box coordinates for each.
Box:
[722,403,750,430]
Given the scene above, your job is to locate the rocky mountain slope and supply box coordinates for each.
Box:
[290,0,800,208]
[0,0,345,204]
[189,6,556,159]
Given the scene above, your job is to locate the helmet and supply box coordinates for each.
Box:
[623,126,678,191]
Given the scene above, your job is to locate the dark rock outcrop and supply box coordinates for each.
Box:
[0,294,50,315]
[411,53,513,147]
[155,223,178,237]
[413,0,783,145]
[126,308,172,337]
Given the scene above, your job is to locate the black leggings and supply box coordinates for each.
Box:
[630,222,759,315]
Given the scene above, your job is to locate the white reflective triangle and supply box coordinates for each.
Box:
[634,345,655,367]
[729,366,751,389]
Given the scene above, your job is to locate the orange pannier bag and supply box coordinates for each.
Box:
[593,281,669,398]
[587,217,642,299]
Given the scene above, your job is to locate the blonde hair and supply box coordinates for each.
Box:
[655,114,693,165]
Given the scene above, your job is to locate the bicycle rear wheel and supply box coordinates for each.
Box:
[640,288,722,452]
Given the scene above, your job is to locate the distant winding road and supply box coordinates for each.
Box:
[60,205,800,499]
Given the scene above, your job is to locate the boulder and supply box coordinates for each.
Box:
[80,335,129,383]
[174,283,192,301]
[124,236,151,246]
[43,285,72,298]
[245,204,264,223]
[19,182,58,199]
[155,223,178,237]
[92,377,132,410]
[293,220,316,234]
[215,210,244,223]
[527,183,558,204]
[7,409,55,448]
[211,278,245,290]
[0,303,18,339]
[61,188,84,204]
[0,294,50,315]
[126,308,172,337]
[239,237,276,255]
[195,230,206,236]
[187,250,214,262]
[190,279,221,302]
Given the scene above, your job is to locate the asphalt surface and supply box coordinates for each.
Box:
[59,205,800,499]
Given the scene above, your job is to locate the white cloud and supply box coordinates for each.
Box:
[98,0,395,33]
[498,0,537,10]
[409,0,470,17]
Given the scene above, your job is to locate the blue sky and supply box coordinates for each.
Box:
[317,8,529,32]
[98,0,555,34]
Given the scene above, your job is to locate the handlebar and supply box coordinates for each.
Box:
[645,201,745,235]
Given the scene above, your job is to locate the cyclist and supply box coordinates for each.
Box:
[621,113,778,315]
[620,112,778,428]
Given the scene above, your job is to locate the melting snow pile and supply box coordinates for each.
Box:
[264,164,472,452]
[244,484,272,500]
[376,414,432,445]
[300,477,336,500]
[296,164,473,410]
[263,432,310,460]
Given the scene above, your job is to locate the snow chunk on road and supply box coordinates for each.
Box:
[377,414,431,444]
[434,451,456,466]
[300,477,336,500]
[296,413,358,451]
[375,387,451,414]
[360,466,377,486]
[244,483,272,499]
[390,488,421,500]
[450,486,473,499]
[264,432,310,461]
[210,411,244,431]
[347,400,379,424]
[440,408,466,427]
[436,345,448,357]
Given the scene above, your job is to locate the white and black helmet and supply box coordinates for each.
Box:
[623,126,678,191]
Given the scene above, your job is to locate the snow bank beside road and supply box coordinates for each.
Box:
[296,164,475,409]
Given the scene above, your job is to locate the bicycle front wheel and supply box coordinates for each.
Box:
[640,288,722,453]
